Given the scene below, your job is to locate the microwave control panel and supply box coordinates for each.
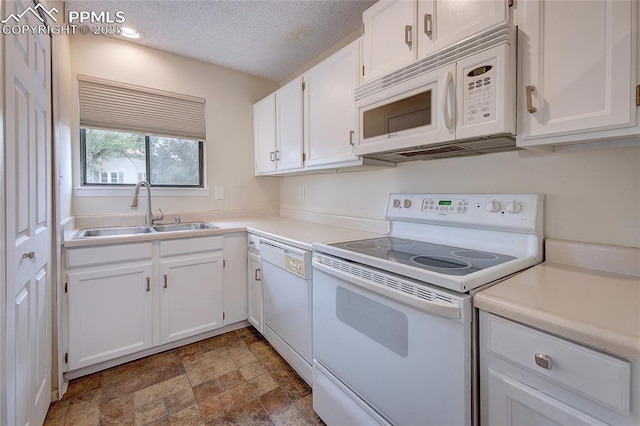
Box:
[463,59,497,125]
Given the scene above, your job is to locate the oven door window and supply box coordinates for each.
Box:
[336,286,408,357]
[362,91,432,139]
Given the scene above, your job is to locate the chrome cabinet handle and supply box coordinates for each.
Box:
[163,274,168,289]
[146,277,151,292]
[526,85,537,113]
[404,25,413,47]
[534,352,552,370]
[255,268,261,281]
[22,251,35,259]
[349,130,355,146]
[424,13,432,37]
[275,150,280,161]
[269,151,275,162]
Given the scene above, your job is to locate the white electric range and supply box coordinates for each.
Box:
[311,193,543,426]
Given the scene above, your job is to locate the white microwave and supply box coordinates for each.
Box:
[354,39,517,162]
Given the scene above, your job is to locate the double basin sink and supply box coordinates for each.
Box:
[74,222,218,239]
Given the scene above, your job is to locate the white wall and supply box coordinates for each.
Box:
[68,35,279,217]
[281,146,640,248]
[53,33,73,226]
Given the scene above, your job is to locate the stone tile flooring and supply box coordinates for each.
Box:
[44,326,323,425]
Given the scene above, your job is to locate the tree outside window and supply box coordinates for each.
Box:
[81,128,203,187]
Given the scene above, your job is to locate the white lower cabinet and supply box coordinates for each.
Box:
[223,233,248,324]
[486,368,607,425]
[65,235,228,372]
[247,251,263,333]
[479,311,638,426]
[159,253,223,344]
[67,261,154,371]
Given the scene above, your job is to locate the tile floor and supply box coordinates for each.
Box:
[44,326,323,425]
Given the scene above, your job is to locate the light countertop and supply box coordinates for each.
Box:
[63,215,384,250]
[475,239,640,360]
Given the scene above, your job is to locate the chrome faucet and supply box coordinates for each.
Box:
[130,180,163,226]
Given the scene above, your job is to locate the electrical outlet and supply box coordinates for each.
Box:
[299,187,305,200]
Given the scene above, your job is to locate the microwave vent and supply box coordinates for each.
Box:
[362,136,518,163]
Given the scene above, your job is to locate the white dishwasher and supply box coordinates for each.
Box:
[260,238,312,385]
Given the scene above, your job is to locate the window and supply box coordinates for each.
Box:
[81,128,204,187]
[77,75,206,188]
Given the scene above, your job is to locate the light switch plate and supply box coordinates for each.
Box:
[215,187,224,200]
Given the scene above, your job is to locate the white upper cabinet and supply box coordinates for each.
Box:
[417,0,508,60]
[304,40,360,167]
[362,0,417,82]
[362,0,510,83]
[275,78,305,172]
[253,94,277,175]
[517,0,638,148]
[253,80,304,176]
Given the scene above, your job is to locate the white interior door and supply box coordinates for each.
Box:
[3,0,53,424]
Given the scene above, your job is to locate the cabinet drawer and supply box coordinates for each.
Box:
[486,314,631,414]
[66,242,153,268]
[160,236,223,257]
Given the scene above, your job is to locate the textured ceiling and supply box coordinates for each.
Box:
[65,0,376,82]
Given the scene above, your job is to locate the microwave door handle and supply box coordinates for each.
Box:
[442,71,455,129]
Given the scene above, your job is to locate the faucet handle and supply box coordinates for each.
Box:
[151,208,164,224]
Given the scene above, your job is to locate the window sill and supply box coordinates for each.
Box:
[74,187,210,197]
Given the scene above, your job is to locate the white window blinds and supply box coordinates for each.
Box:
[77,75,206,141]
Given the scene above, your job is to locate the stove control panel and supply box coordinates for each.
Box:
[422,198,470,214]
[387,193,543,234]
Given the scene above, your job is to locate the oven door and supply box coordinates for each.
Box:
[312,257,472,425]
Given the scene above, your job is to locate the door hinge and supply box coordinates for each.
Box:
[301,78,305,91]
[508,0,514,6]
[362,65,365,76]
[362,22,365,35]
[64,282,68,293]
[636,84,640,106]
[302,152,306,162]
[64,353,68,363]
[223,312,225,321]
[223,259,226,268]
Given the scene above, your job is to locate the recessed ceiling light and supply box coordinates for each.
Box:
[121,27,140,39]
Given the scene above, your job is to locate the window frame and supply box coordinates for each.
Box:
[80,128,205,188]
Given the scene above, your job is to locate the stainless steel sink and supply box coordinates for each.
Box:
[153,222,218,232]
[74,226,156,239]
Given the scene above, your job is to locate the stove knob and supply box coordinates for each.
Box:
[506,200,522,214]
[393,199,401,208]
[403,199,412,208]
[486,200,502,213]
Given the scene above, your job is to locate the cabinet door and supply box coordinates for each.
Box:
[518,0,635,146]
[247,252,263,333]
[486,368,607,426]
[417,0,508,59]
[275,78,304,172]
[67,262,154,370]
[253,94,277,175]
[223,233,248,325]
[304,41,360,167]
[362,0,417,82]
[159,253,224,344]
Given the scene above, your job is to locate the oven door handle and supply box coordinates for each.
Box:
[313,261,461,320]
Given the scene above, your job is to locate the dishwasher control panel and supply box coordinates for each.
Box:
[285,254,306,277]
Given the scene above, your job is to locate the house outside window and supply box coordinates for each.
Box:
[81,128,204,187]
